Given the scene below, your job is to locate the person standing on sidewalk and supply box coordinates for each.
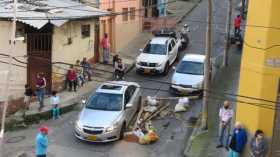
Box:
[24,84,33,110]
[101,33,110,64]
[50,91,60,120]
[81,57,92,81]
[74,60,85,87]
[35,73,46,111]
[67,65,77,92]
[35,126,49,157]
[250,130,268,157]
[216,101,233,149]
[228,122,247,157]
[234,15,241,37]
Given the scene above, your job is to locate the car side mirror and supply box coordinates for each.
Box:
[139,49,143,52]
[125,103,133,109]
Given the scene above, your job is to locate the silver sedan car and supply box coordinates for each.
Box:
[75,81,141,142]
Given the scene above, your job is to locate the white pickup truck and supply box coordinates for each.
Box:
[136,33,181,75]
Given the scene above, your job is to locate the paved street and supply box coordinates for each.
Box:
[3,0,231,156]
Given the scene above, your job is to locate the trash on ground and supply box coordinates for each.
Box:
[174,97,190,112]
[146,96,159,106]
[124,132,139,143]
[143,106,157,113]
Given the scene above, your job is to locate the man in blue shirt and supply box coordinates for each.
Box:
[35,126,49,157]
[228,122,247,157]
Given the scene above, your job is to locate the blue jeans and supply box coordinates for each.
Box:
[218,122,230,146]
[228,149,240,157]
[103,48,109,63]
[36,88,45,107]
[52,107,60,119]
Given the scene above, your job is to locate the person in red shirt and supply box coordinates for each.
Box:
[234,15,241,37]
[67,65,77,92]
[101,33,110,64]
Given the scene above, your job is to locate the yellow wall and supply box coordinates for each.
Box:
[236,0,280,138]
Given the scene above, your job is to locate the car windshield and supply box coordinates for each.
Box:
[176,61,204,75]
[143,43,166,55]
[86,93,123,111]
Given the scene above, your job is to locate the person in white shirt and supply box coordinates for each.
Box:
[50,91,60,120]
[217,100,234,149]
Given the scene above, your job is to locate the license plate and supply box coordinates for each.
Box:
[144,69,150,74]
[87,135,96,141]
[180,89,188,95]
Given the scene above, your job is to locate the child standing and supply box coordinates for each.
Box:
[50,91,60,120]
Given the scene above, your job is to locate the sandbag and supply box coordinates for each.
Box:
[148,130,159,142]
[174,103,187,112]
[174,97,189,112]
[147,96,158,106]
[139,134,151,145]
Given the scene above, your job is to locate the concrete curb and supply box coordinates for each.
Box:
[183,114,202,157]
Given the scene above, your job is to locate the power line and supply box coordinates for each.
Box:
[2,53,280,109]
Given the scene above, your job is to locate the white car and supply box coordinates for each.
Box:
[75,81,141,142]
[136,36,180,75]
[170,54,205,95]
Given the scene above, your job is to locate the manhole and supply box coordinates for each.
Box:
[6,136,25,143]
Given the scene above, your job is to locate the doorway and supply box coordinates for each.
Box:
[26,24,53,93]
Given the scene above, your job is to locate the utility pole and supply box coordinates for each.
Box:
[0,0,17,155]
[201,0,212,130]
[241,0,246,19]
[223,0,232,67]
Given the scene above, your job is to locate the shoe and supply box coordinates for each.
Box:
[225,147,229,151]
[216,145,223,148]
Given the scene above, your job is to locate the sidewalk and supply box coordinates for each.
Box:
[184,46,242,157]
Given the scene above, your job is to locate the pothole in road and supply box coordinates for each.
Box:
[6,136,25,143]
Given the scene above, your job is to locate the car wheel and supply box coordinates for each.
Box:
[119,123,126,140]
[163,62,169,76]
[137,96,142,112]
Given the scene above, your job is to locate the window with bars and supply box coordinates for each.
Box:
[81,24,90,38]
[130,7,136,20]
[122,8,128,21]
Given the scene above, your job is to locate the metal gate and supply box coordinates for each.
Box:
[27,33,52,93]
[271,80,280,157]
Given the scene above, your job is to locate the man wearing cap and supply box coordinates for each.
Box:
[36,126,49,157]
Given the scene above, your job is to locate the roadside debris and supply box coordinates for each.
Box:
[174,97,189,112]
[125,96,193,145]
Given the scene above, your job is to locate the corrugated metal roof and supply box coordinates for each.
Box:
[0,0,110,29]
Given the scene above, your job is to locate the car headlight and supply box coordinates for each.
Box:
[193,82,203,89]
[105,123,119,133]
[171,79,177,86]
[155,63,162,67]
[75,121,83,130]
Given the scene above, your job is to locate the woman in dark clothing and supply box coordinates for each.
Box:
[250,130,268,157]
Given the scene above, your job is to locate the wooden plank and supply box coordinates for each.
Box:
[133,97,144,130]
